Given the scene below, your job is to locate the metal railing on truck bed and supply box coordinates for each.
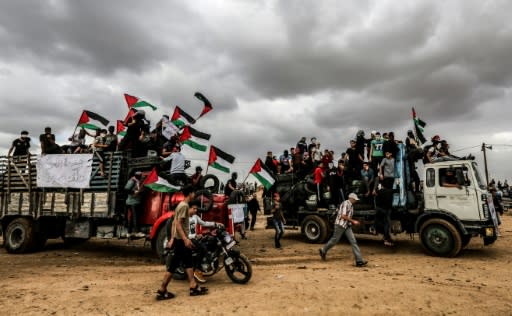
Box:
[0,152,131,219]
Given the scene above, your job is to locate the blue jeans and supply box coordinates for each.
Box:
[273,218,284,247]
[321,224,364,263]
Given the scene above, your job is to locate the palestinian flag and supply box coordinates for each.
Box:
[116,120,126,137]
[78,110,109,131]
[143,168,180,193]
[162,115,179,140]
[250,158,276,190]
[412,107,427,144]
[124,93,157,111]
[208,146,235,173]
[195,92,212,118]
[123,108,137,124]
[179,126,210,152]
[171,106,196,128]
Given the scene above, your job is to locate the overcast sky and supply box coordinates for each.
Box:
[0,0,511,183]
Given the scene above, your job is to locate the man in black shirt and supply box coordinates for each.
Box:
[224,172,238,197]
[8,131,31,157]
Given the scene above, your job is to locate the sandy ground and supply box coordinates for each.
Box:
[1,213,512,316]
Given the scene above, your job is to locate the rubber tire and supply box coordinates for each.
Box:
[420,218,462,257]
[200,174,220,193]
[155,227,168,264]
[301,215,329,244]
[4,218,35,254]
[194,189,214,213]
[225,253,252,284]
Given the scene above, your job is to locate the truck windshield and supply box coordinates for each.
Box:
[472,162,486,190]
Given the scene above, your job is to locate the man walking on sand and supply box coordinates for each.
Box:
[156,186,208,300]
[319,193,368,267]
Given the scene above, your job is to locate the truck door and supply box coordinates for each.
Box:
[436,166,479,220]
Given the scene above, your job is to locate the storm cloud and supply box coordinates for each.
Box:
[0,0,510,181]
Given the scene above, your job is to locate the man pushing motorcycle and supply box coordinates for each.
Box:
[156,186,208,300]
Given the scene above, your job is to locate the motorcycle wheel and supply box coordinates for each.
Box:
[225,254,252,284]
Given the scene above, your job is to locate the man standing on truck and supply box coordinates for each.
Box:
[156,186,208,300]
[8,130,31,158]
[319,193,368,267]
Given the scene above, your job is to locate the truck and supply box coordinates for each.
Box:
[0,152,229,260]
[272,143,500,257]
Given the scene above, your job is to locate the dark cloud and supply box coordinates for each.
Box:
[0,1,510,178]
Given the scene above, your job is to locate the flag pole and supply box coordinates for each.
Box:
[70,111,84,139]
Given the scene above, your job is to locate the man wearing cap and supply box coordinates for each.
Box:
[319,193,368,267]
[8,131,31,158]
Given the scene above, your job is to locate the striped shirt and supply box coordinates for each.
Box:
[335,199,354,228]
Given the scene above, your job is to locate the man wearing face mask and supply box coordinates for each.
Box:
[8,131,31,160]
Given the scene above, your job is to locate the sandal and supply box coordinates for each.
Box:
[189,284,208,296]
[156,290,176,301]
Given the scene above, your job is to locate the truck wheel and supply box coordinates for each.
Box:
[200,174,220,193]
[420,218,462,257]
[301,215,329,243]
[5,218,35,253]
[155,227,168,264]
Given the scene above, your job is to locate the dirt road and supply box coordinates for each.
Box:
[1,214,511,316]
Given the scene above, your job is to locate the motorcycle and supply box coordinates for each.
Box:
[169,225,252,284]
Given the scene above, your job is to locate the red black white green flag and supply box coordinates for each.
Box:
[143,168,180,192]
[78,110,109,131]
[171,106,196,128]
[124,93,157,111]
[250,158,276,190]
[195,92,213,118]
[412,107,427,145]
[179,126,210,152]
[116,120,126,137]
[208,146,235,173]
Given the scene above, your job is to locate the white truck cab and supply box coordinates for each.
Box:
[418,160,499,256]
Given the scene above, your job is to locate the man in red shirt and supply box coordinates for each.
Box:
[314,162,325,202]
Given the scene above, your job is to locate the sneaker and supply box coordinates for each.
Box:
[135,232,145,238]
[193,271,207,284]
[319,249,326,261]
[356,260,368,267]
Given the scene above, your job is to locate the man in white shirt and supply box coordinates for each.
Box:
[319,193,368,267]
[161,145,187,185]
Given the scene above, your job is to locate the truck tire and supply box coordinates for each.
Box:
[419,218,462,257]
[5,218,35,253]
[461,234,471,248]
[155,227,167,264]
[301,215,329,243]
[200,174,220,193]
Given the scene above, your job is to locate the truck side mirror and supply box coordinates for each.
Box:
[455,169,465,186]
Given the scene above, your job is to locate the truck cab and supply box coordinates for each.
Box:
[418,160,499,256]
